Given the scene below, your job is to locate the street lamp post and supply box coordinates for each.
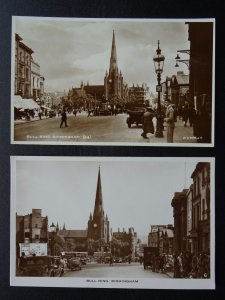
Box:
[153,40,165,137]
[49,222,56,256]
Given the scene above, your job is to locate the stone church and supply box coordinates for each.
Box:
[104,30,126,101]
[87,167,110,250]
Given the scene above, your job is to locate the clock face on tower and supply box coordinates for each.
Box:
[93,223,97,228]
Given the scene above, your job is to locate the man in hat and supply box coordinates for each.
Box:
[60,109,68,128]
[141,107,155,139]
[164,99,175,143]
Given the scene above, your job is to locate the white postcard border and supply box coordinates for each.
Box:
[11,17,215,147]
[10,156,215,289]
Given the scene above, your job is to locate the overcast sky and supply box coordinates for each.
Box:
[13,17,190,93]
[14,157,205,240]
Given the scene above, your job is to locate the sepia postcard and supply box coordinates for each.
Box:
[11,17,215,146]
[10,156,215,289]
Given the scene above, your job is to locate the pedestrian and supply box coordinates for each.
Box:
[26,111,30,121]
[73,108,77,117]
[38,111,42,120]
[60,110,68,128]
[141,107,155,139]
[173,253,181,278]
[87,108,92,117]
[194,105,211,143]
[164,99,175,143]
[189,105,196,127]
[182,100,190,127]
[109,254,113,266]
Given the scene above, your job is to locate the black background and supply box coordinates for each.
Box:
[0,0,224,299]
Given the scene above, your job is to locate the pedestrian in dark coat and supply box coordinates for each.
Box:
[141,107,155,139]
[60,110,68,128]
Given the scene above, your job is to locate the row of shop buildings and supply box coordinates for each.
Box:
[14,33,45,101]
[147,162,210,256]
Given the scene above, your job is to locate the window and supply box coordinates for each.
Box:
[202,199,207,220]
[25,69,29,81]
[25,232,30,238]
[35,234,39,240]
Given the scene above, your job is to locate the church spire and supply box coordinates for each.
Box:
[93,167,104,219]
[109,30,117,74]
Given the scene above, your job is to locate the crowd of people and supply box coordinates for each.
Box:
[141,99,211,143]
[173,251,210,279]
[142,251,210,279]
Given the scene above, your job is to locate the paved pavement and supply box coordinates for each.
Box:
[15,115,50,124]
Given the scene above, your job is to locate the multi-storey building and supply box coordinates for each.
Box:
[161,71,189,107]
[15,33,33,98]
[128,83,150,104]
[15,33,45,101]
[171,162,210,255]
[148,224,174,255]
[16,209,48,258]
[171,190,188,253]
[112,227,138,258]
[187,22,213,143]
[190,162,210,254]
[31,58,41,100]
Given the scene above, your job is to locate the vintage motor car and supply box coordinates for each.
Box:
[126,107,146,128]
[48,110,56,118]
[67,256,82,270]
[18,255,64,277]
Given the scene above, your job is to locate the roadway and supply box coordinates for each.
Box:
[14,112,196,144]
[63,262,171,278]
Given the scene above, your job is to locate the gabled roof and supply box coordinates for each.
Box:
[59,230,87,238]
[176,71,189,85]
[83,85,104,98]
[71,88,87,98]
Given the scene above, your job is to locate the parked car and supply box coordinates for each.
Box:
[99,109,112,116]
[126,107,145,128]
[48,110,56,118]
[50,257,65,277]
[18,256,64,277]
[67,257,82,270]
[80,257,87,265]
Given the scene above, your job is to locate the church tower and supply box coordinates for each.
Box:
[104,30,124,102]
[87,167,110,249]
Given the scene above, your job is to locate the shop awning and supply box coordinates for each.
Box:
[14,96,40,110]
[14,95,23,109]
